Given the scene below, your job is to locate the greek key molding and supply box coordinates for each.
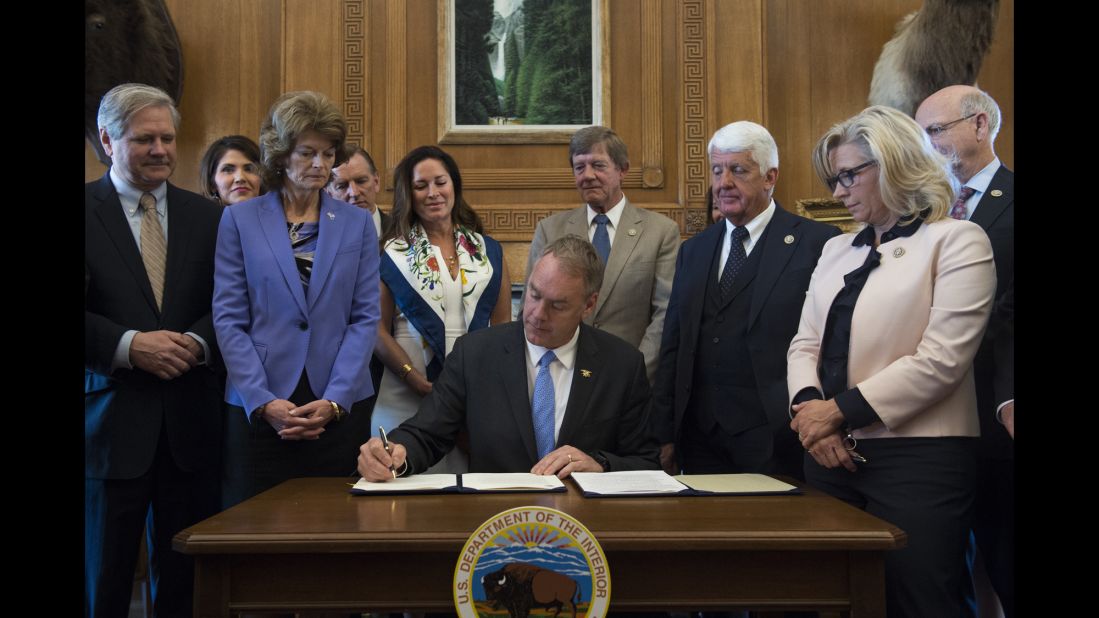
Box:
[474,203,687,239]
[342,0,367,147]
[679,0,711,235]
[460,168,647,190]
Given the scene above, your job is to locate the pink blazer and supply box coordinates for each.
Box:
[787,218,995,439]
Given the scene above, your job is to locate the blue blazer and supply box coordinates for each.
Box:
[213,190,380,417]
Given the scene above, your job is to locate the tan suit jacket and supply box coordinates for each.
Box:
[527,200,680,382]
[787,218,995,439]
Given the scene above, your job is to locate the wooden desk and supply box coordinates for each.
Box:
[175,477,904,617]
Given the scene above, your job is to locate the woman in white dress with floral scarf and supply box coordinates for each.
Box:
[373,146,512,473]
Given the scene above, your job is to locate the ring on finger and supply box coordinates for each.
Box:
[567,454,574,463]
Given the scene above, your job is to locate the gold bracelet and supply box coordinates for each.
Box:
[399,363,414,380]
[329,400,345,422]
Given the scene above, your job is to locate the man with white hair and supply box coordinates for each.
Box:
[917,85,1014,618]
[651,121,839,479]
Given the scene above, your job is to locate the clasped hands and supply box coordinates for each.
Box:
[790,398,858,472]
[260,399,338,440]
[130,330,204,380]
[356,438,601,482]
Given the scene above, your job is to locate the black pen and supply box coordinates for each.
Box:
[379,426,397,479]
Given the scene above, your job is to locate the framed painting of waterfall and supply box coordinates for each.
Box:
[438,0,609,144]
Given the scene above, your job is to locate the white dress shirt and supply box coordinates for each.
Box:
[107,167,210,370]
[585,194,627,247]
[524,327,580,443]
[717,198,776,281]
[958,157,1001,221]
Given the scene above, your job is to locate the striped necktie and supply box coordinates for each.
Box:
[139,192,167,309]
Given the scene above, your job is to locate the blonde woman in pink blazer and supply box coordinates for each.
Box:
[787,105,995,618]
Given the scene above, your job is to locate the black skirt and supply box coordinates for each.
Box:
[221,372,376,509]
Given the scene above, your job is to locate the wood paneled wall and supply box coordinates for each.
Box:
[85,0,1013,282]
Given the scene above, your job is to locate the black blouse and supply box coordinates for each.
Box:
[792,215,925,429]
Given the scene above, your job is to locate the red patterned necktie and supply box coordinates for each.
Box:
[949,186,975,220]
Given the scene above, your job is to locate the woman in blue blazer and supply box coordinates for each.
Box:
[213,91,380,507]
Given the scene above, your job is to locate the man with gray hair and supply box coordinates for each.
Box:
[86,83,223,618]
[327,144,388,236]
[358,236,660,480]
[917,85,1014,618]
[526,125,680,383]
[651,121,839,480]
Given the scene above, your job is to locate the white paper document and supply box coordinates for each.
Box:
[571,470,688,495]
[676,473,797,494]
[570,471,800,496]
[351,474,458,492]
[461,473,565,491]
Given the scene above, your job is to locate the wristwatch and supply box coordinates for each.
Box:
[329,400,346,422]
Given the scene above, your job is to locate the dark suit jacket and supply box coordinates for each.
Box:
[390,322,661,473]
[971,165,1014,459]
[652,204,840,445]
[85,173,224,479]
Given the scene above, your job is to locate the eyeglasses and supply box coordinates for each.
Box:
[924,113,976,138]
[825,160,877,191]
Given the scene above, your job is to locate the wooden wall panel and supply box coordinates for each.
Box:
[977,0,1013,171]
[85,0,1013,283]
[284,0,342,97]
[712,0,765,127]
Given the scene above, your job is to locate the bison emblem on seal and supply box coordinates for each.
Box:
[481,562,581,618]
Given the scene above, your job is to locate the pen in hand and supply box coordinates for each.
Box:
[379,426,397,479]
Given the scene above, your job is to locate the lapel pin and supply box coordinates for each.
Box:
[327,211,336,220]
[580,369,592,378]
[627,229,637,237]
[990,189,1003,197]
[893,247,905,258]
[784,234,795,245]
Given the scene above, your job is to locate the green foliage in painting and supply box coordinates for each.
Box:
[502,32,521,116]
[519,0,591,124]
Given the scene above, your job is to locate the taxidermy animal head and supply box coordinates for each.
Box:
[86,0,184,164]
[868,0,999,117]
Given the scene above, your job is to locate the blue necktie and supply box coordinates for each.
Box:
[532,350,557,459]
[592,214,611,264]
[719,226,749,298]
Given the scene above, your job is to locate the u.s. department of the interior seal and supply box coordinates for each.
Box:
[454,506,610,618]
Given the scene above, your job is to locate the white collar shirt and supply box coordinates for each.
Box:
[586,194,627,247]
[524,326,580,443]
[717,198,776,281]
[960,157,1001,221]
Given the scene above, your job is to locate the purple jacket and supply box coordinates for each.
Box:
[213,190,380,417]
